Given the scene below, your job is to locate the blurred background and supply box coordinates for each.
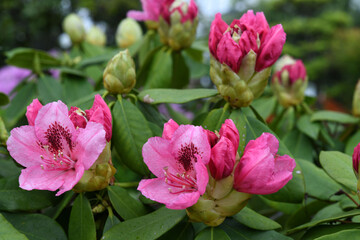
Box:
[1,0,360,109]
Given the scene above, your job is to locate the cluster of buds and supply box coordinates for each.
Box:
[115,18,143,48]
[103,50,136,94]
[209,11,286,107]
[271,55,308,107]
[137,119,296,226]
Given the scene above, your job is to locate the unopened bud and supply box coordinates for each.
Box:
[86,26,106,46]
[63,13,86,44]
[116,18,143,48]
[103,49,136,94]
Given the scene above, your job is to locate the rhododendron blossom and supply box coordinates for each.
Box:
[138,119,211,209]
[234,132,296,194]
[127,0,166,22]
[7,99,107,196]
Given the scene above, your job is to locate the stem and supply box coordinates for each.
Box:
[102,91,109,99]
[301,102,313,114]
[114,181,140,188]
[344,191,359,207]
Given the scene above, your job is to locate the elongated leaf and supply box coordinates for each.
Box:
[158,221,194,240]
[296,114,320,140]
[195,227,230,240]
[68,194,96,240]
[202,107,231,132]
[229,109,247,155]
[298,159,342,200]
[345,130,360,155]
[319,151,357,192]
[0,213,28,240]
[6,48,61,70]
[102,207,186,240]
[112,98,152,175]
[3,213,67,240]
[0,157,21,178]
[0,176,57,211]
[311,110,359,124]
[108,186,147,220]
[233,207,281,231]
[44,191,74,219]
[0,93,10,106]
[244,115,305,203]
[62,77,93,105]
[37,75,63,103]
[138,89,218,104]
[301,223,360,240]
[103,215,121,234]
[171,51,190,88]
[283,129,313,162]
[250,97,276,121]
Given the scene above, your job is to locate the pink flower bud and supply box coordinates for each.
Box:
[68,107,87,129]
[206,129,218,147]
[273,60,307,85]
[162,119,179,140]
[26,99,43,126]
[127,0,166,22]
[219,119,239,156]
[160,0,198,24]
[353,143,360,178]
[234,133,296,194]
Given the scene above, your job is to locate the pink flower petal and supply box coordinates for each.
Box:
[239,10,269,38]
[127,10,151,21]
[7,125,44,167]
[138,178,200,209]
[256,24,286,72]
[240,29,259,55]
[216,32,243,73]
[72,122,106,170]
[68,107,87,129]
[209,137,236,180]
[142,136,177,177]
[194,156,209,195]
[162,119,179,140]
[354,143,360,173]
[209,13,229,59]
[26,99,43,126]
[219,119,239,156]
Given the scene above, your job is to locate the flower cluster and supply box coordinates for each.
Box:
[138,119,296,225]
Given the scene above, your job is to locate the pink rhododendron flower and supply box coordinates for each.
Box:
[7,99,107,196]
[160,0,198,24]
[0,66,31,95]
[127,0,166,22]
[273,60,307,85]
[209,10,286,73]
[138,119,211,209]
[233,132,296,194]
[208,119,239,180]
[353,143,360,178]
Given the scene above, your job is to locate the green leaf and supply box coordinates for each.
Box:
[229,109,247,155]
[296,114,320,140]
[76,50,118,68]
[138,88,218,104]
[319,151,357,192]
[2,213,67,240]
[68,194,96,240]
[300,223,360,240]
[171,51,190,88]
[37,75,63,103]
[6,48,61,71]
[112,97,152,175]
[283,129,313,162]
[108,186,147,220]
[0,157,21,178]
[233,207,281,231]
[345,130,360,155]
[43,191,74,219]
[102,207,186,240]
[250,97,277,121]
[4,82,37,127]
[220,218,291,240]
[0,176,57,211]
[298,159,342,200]
[0,213,28,240]
[311,110,359,124]
[202,107,231,132]
[0,93,10,106]
[158,221,194,240]
[245,115,305,203]
[287,208,360,234]
[103,214,121,235]
[195,227,230,240]
[62,76,93,105]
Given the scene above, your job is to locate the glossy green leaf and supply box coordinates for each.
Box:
[171,51,190,88]
[251,97,276,121]
[3,213,67,240]
[298,159,342,200]
[301,223,360,240]
[158,221,194,240]
[62,77,93,106]
[103,214,121,235]
[283,129,313,162]
[108,186,147,220]
[345,130,360,155]
[4,82,37,127]
[233,207,281,231]
[37,75,63,103]
[102,207,186,240]
[112,97,152,175]
[138,88,218,104]
[296,114,320,140]
[0,157,21,178]
[68,194,96,240]
[0,93,10,106]
[202,107,231,132]
[319,151,357,192]
[245,115,305,203]
[311,110,359,124]
[0,176,57,211]
[0,213,28,240]
[6,48,61,70]
[195,227,230,240]
[44,191,74,219]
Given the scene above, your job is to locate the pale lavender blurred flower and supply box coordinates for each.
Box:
[0,66,31,95]
[158,103,194,121]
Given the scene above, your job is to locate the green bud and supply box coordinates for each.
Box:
[353,80,360,117]
[116,18,143,48]
[103,49,136,94]
[186,197,225,226]
[63,13,86,44]
[86,26,106,46]
[214,190,251,217]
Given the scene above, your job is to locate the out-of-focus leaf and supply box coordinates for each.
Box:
[68,194,96,240]
[171,51,189,88]
[63,77,93,105]
[108,186,147,220]
[233,207,281,230]
[297,114,321,140]
[37,75,63,103]
[195,227,230,240]
[311,110,359,124]
[103,207,186,240]
[345,130,360,155]
[0,213,28,240]
[0,93,10,106]
[283,129,313,162]
[319,151,357,192]
[3,213,67,240]
[138,88,218,104]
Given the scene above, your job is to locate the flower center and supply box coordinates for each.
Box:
[163,167,197,194]
[176,142,199,171]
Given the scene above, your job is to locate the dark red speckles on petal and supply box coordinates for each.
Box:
[176,142,200,172]
[45,121,73,154]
